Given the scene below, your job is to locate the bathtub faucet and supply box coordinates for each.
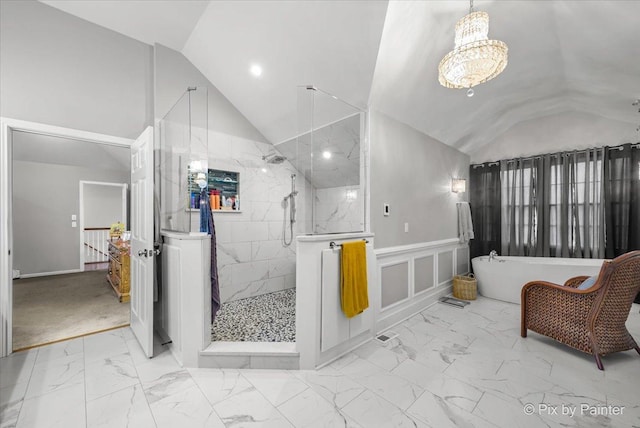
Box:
[489,250,498,261]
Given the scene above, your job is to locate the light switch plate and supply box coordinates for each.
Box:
[71,214,77,221]
[71,221,77,228]
[404,222,409,232]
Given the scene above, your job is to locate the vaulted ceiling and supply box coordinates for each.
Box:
[41,1,640,155]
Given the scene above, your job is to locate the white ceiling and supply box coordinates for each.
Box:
[40,0,640,155]
[41,0,209,51]
[371,1,640,155]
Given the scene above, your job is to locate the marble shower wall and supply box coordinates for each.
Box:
[314,185,364,234]
[190,130,310,303]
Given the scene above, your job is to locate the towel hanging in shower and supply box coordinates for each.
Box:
[340,240,369,318]
[200,189,220,323]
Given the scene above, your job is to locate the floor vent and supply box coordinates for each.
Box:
[438,296,470,309]
[375,331,398,344]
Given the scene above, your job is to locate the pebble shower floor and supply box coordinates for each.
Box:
[211,289,296,342]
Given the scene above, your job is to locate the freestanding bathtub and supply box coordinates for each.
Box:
[471,255,604,304]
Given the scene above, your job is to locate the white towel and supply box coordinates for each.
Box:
[457,202,474,244]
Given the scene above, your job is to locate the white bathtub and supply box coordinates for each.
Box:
[471,255,604,304]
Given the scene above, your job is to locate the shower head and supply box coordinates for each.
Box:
[262,153,287,164]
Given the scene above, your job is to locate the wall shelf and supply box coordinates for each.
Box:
[188,168,240,210]
[188,209,242,213]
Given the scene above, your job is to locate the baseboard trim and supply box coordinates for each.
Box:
[17,269,82,279]
[376,285,452,333]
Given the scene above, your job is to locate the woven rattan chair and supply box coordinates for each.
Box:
[521,251,640,370]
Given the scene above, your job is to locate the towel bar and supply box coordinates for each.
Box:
[329,239,369,249]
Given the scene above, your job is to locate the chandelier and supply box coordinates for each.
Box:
[438,0,508,94]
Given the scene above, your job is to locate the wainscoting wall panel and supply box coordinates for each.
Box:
[437,250,453,284]
[456,246,470,275]
[414,255,434,294]
[380,261,409,308]
[375,238,469,332]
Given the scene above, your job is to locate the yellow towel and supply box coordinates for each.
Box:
[340,241,369,318]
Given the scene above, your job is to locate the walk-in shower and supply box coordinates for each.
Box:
[209,84,366,345]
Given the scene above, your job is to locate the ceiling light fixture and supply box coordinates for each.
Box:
[438,0,508,92]
[250,64,263,77]
[322,151,332,159]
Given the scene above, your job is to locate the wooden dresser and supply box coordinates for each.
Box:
[107,240,130,302]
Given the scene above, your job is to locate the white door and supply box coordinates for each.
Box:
[130,126,154,358]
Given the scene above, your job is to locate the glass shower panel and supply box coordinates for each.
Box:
[159,87,209,233]
[294,86,365,234]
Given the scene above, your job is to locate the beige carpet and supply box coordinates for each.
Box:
[12,270,130,350]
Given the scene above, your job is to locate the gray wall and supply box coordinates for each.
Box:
[154,44,266,141]
[0,1,152,139]
[470,111,638,163]
[370,111,470,249]
[13,161,129,275]
[84,184,126,228]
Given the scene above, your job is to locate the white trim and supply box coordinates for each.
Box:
[19,269,83,279]
[1,118,133,147]
[375,285,452,334]
[0,120,13,357]
[0,117,135,357]
[363,110,370,234]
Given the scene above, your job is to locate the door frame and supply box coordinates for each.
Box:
[79,181,128,271]
[0,117,133,357]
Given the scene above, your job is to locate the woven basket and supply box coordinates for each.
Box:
[453,274,477,300]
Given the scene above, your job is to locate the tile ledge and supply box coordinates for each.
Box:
[202,341,298,356]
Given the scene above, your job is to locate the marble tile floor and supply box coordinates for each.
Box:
[2,296,639,428]
[212,289,296,342]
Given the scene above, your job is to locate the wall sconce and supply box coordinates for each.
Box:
[345,189,358,201]
[452,178,466,193]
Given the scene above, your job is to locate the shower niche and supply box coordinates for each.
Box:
[187,167,240,211]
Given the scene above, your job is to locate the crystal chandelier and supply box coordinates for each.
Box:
[438,0,508,93]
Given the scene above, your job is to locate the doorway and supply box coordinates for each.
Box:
[0,119,134,354]
[80,181,128,272]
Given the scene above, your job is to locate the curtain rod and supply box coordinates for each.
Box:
[472,142,640,167]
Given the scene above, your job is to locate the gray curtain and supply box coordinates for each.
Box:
[546,149,606,258]
[604,144,640,258]
[604,144,640,304]
[469,163,501,260]
[500,149,606,258]
[501,158,540,256]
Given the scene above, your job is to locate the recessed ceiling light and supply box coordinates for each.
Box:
[322,151,332,159]
[250,64,263,77]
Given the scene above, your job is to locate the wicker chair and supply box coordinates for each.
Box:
[521,251,640,370]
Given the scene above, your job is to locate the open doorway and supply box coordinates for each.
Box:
[10,130,131,351]
[80,181,128,272]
